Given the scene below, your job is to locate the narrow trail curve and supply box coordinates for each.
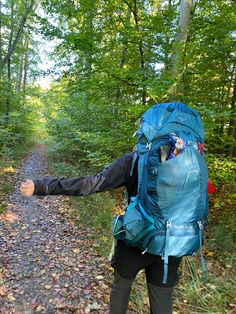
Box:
[0,146,110,314]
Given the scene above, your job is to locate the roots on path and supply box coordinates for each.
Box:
[0,146,110,314]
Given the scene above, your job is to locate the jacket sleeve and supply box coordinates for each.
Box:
[33,153,133,196]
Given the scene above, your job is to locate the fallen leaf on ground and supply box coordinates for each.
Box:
[0,285,7,296]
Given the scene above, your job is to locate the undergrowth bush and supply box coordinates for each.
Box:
[208,211,236,260]
[69,193,116,256]
[206,154,236,187]
[176,256,236,313]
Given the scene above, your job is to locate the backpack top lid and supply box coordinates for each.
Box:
[140,102,205,143]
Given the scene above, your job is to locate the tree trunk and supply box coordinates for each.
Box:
[169,0,192,100]
[22,39,29,99]
[133,0,146,105]
[81,0,95,107]
[163,0,173,70]
[5,0,15,121]
[16,53,24,93]
[16,37,24,93]
[1,0,34,68]
[228,70,236,157]
[0,0,2,77]
[115,9,131,106]
[5,57,11,120]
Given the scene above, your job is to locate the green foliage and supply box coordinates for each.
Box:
[206,154,236,186]
[205,153,236,262]
[36,0,236,167]
[73,192,115,238]
[0,0,40,158]
[0,95,44,157]
[0,1,235,312]
[53,161,80,178]
[42,79,140,168]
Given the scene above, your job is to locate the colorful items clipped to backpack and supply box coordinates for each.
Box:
[168,133,187,159]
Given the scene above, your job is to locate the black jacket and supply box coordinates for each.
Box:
[34,153,138,201]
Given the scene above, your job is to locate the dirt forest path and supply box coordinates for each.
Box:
[0,146,111,314]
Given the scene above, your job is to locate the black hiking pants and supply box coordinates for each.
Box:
[110,241,181,314]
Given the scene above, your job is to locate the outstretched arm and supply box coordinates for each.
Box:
[21,153,133,197]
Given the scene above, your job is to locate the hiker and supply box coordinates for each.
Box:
[21,102,209,314]
[20,153,180,313]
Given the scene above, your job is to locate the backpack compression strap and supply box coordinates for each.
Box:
[197,221,207,284]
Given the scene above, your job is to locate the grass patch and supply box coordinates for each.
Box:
[1,183,12,194]
[129,271,150,313]
[0,203,5,213]
[69,193,116,256]
[175,256,236,313]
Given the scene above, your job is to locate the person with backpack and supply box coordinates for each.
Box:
[21,102,209,314]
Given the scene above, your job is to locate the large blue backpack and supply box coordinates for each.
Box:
[112,102,208,283]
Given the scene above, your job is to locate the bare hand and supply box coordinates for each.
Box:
[20,179,35,197]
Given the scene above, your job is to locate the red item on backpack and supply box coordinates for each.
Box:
[208,180,215,194]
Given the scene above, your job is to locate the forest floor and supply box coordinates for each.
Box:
[0,146,113,314]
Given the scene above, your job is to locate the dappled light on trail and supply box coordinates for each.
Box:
[0,211,19,223]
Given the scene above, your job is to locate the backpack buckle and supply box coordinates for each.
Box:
[197,220,203,229]
[146,142,152,150]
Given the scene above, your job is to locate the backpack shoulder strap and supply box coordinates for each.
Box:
[130,151,138,176]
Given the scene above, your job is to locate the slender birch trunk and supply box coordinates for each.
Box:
[169,0,192,100]
[0,0,2,77]
[133,0,146,105]
[114,9,131,108]
[16,37,24,93]
[5,0,15,120]
[1,0,34,68]
[22,39,29,99]
[228,69,236,157]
